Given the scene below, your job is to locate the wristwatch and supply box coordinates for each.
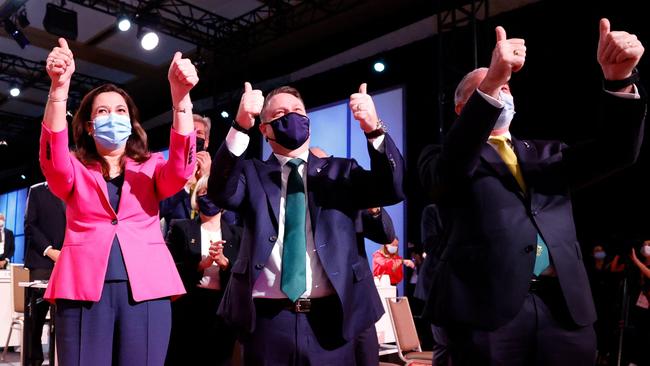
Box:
[232,120,251,135]
[603,68,639,91]
[364,119,387,139]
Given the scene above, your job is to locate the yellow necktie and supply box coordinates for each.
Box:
[489,135,527,192]
[189,182,198,219]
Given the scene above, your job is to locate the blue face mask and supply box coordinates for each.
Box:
[197,195,222,217]
[594,251,606,260]
[494,91,515,131]
[93,113,132,150]
[386,245,398,254]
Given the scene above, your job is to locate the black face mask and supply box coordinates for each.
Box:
[197,195,222,217]
[265,112,310,150]
[196,137,206,152]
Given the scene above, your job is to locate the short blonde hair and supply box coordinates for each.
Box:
[193,114,211,138]
[190,175,210,212]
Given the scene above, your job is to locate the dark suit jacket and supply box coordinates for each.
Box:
[165,217,241,292]
[414,203,444,303]
[159,189,192,223]
[0,228,15,261]
[418,89,646,330]
[24,182,66,271]
[208,134,405,341]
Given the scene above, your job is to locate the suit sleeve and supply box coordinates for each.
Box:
[418,91,501,199]
[165,219,186,268]
[154,129,197,200]
[219,222,242,289]
[362,208,396,245]
[558,89,647,190]
[24,187,55,255]
[208,142,247,210]
[345,133,405,209]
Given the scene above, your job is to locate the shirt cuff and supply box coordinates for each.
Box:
[606,84,641,99]
[369,134,386,152]
[226,127,250,157]
[476,88,505,108]
[43,245,52,257]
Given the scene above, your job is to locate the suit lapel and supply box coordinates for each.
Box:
[188,220,202,256]
[87,163,116,216]
[306,153,327,230]
[480,142,525,199]
[118,159,137,216]
[513,138,538,202]
[254,154,282,229]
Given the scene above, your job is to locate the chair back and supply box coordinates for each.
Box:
[386,296,421,353]
[10,264,29,313]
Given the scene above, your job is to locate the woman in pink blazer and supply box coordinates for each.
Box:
[40,38,198,366]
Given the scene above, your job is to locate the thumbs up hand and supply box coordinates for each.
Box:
[350,83,380,133]
[46,38,75,89]
[597,18,644,83]
[480,26,526,97]
[235,82,264,130]
[168,52,199,106]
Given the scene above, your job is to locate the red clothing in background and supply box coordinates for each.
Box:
[373,248,403,285]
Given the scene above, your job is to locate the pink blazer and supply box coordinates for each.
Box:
[39,124,196,302]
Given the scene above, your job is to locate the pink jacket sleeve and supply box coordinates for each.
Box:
[153,128,197,200]
[39,123,75,200]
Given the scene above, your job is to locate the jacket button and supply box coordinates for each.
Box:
[255,263,265,270]
[524,245,534,253]
[111,219,118,225]
[269,235,277,242]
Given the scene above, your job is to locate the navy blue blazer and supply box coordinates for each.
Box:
[419,89,646,330]
[208,134,405,341]
[24,182,66,271]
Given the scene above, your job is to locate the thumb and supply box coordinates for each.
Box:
[172,51,182,62]
[244,81,252,93]
[359,83,367,94]
[495,26,507,43]
[599,18,610,42]
[58,38,69,49]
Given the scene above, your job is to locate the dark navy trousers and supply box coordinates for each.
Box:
[55,281,171,366]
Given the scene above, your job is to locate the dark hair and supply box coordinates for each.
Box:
[72,84,150,178]
[261,86,304,122]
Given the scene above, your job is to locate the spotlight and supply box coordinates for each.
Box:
[17,8,30,28]
[220,111,229,119]
[9,86,20,97]
[3,20,29,48]
[373,61,386,73]
[117,15,131,32]
[43,3,78,40]
[138,28,159,51]
[20,174,26,180]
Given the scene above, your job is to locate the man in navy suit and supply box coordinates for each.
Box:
[209,82,404,365]
[418,20,645,365]
[24,182,66,365]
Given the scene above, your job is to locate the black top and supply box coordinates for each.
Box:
[104,174,128,281]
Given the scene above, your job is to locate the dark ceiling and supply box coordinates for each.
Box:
[1,0,487,192]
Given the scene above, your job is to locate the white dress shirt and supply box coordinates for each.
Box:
[198,226,222,290]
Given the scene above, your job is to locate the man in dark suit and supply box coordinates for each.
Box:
[418,20,645,365]
[0,212,15,269]
[23,182,66,365]
[209,82,404,365]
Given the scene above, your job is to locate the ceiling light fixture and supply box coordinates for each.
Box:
[139,28,159,51]
[3,19,30,48]
[117,15,131,32]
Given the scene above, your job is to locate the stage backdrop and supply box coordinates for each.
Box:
[0,187,27,264]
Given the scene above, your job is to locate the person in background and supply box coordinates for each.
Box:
[40,37,197,366]
[416,203,451,366]
[209,82,404,365]
[418,19,645,365]
[0,213,14,269]
[159,114,212,232]
[165,175,241,366]
[627,240,650,366]
[372,237,415,287]
[23,182,66,366]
